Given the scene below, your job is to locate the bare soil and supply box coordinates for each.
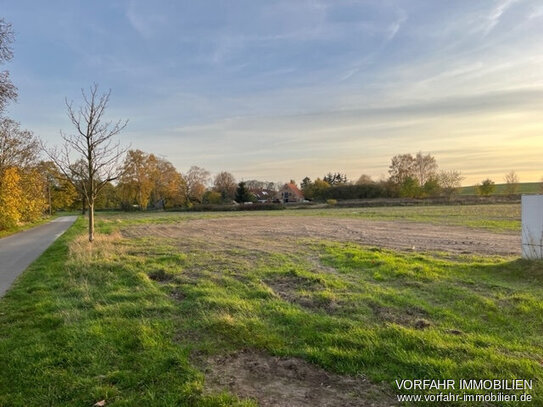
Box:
[202,349,397,407]
[264,275,337,312]
[123,215,520,256]
[368,301,431,329]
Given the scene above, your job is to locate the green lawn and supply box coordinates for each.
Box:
[0,209,540,406]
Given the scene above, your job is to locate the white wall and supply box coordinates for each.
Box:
[521,195,543,259]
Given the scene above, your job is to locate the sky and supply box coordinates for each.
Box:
[1,0,543,185]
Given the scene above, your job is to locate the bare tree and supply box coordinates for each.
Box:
[213,171,237,201]
[0,118,39,172]
[388,153,415,185]
[504,170,519,195]
[185,166,210,203]
[45,84,128,242]
[438,170,464,199]
[0,19,17,113]
[244,179,279,191]
[413,151,438,186]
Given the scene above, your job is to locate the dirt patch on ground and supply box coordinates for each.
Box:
[368,301,431,329]
[148,268,174,282]
[202,349,396,406]
[123,216,520,256]
[264,275,337,312]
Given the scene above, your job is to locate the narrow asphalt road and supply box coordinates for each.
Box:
[0,216,77,297]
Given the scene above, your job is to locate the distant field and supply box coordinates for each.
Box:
[291,203,521,233]
[95,203,521,233]
[0,208,541,406]
[460,181,541,195]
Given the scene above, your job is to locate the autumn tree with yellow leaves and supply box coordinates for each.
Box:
[118,149,187,210]
[0,20,49,230]
[0,118,48,230]
[0,167,22,229]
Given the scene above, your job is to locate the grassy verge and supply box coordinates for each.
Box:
[0,211,80,239]
[0,211,539,406]
[0,215,56,239]
[0,218,251,406]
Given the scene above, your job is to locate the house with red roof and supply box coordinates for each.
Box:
[276,182,304,203]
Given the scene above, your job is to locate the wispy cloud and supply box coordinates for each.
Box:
[386,12,407,41]
[528,4,543,19]
[484,0,519,35]
[4,0,543,184]
[125,0,167,39]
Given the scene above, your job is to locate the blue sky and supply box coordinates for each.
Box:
[2,0,543,184]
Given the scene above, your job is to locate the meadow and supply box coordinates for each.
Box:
[0,204,541,406]
[95,202,521,232]
[459,182,541,196]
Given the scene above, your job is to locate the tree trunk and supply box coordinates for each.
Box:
[88,203,94,242]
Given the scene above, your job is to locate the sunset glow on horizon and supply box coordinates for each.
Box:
[2,0,543,185]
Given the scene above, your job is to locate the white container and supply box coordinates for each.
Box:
[521,195,543,259]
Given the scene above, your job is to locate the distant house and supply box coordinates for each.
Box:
[251,189,275,203]
[276,183,304,203]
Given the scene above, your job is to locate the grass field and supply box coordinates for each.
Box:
[96,202,521,233]
[0,206,541,406]
[291,203,520,233]
[460,182,541,196]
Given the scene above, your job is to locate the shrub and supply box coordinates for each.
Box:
[315,183,388,201]
[237,203,285,211]
[399,176,420,198]
[180,203,285,212]
[202,190,222,204]
[477,179,496,196]
[422,177,441,197]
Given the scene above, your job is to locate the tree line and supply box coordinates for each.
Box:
[300,153,528,201]
[300,152,462,201]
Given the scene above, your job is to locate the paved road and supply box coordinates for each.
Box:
[0,216,77,297]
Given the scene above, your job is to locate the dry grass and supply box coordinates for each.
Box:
[68,231,125,263]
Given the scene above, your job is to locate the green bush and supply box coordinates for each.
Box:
[202,190,222,204]
[315,183,391,201]
[477,179,496,196]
